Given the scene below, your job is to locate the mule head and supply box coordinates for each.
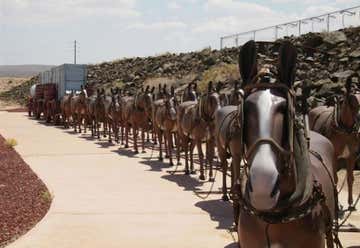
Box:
[165,94,177,121]
[183,83,198,102]
[199,85,221,122]
[341,75,360,130]
[240,40,297,211]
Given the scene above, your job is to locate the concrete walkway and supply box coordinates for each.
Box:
[0,112,236,248]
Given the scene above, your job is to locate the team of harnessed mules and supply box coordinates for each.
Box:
[41,40,359,247]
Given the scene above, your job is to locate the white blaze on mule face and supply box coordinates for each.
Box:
[248,90,282,211]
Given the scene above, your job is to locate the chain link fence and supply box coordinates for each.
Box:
[220,5,360,49]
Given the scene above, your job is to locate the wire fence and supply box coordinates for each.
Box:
[220,5,360,49]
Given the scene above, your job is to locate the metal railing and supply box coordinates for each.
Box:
[220,5,360,49]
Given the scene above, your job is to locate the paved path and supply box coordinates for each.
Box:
[0,112,236,248]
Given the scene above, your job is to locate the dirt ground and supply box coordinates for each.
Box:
[0,134,51,247]
[0,77,27,110]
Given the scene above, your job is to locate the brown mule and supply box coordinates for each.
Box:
[177,81,221,180]
[153,86,180,165]
[215,41,337,247]
[309,76,360,207]
[124,86,154,153]
[71,86,88,133]
[60,90,74,128]
[93,89,111,140]
[108,88,123,143]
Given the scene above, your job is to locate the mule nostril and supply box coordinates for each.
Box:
[270,175,280,198]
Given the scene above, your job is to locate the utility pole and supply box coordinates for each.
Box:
[74,40,77,64]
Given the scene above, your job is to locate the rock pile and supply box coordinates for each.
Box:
[3,26,360,105]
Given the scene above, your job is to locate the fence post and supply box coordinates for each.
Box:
[220,37,223,50]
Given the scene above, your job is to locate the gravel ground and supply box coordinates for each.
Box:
[0,135,51,247]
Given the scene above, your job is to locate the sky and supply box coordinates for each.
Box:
[0,0,359,65]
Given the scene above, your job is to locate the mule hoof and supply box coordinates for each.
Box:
[185,170,190,175]
[348,205,356,211]
[177,162,182,166]
[165,155,170,159]
[142,150,146,154]
[154,142,158,145]
[159,157,164,162]
[125,145,129,148]
[190,170,196,175]
[134,151,139,154]
[169,162,174,167]
[222,195,230,202]
[199,175,206,181]
[209,177,215,182]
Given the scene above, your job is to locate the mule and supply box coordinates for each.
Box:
[309,76,360,207]
[93,89,112,140]
[123,86,154,153]
[177,81,221,180]
[153,86,180,165]
[215,41,337,248]
[108,88,123,143]
[71,86,88,133]
[60,90,74,128]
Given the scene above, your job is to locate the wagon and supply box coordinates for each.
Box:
[28,64,87,123]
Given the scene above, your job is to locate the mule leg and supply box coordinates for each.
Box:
[347,157,356,208]
[114,120,119,143]
[164,134,169,159]
[141,129,146,153]
[133,126,139,154]
[190,141,196,174]
[197,141,205,180]
[125,123,129,148]
[166,131,174,166]
[218,147,229,201]
[97,119,101,139]
[183,136,190,175]
[158,130,163,161]
[207,138,215,182]
[175,133,181,166]
[231,155,242,227]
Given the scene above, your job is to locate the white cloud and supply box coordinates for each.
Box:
[168,1,182,10]
[2,0,141,24]
[128,21,187,31]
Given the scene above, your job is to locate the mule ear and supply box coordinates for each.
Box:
[239,40,257,86]
[101,88,105,95]
[278,41,297,88]
[171,86,175,96]
[151,86,155,93]
[145,85,150,92]
[216,81,222,93]
[208,81,213,93]
[345,74,356,96]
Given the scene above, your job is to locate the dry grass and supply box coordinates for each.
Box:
[198,64,239,93]
[4,138,18,148]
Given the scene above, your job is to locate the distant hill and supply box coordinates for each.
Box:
[0,65,55,78]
